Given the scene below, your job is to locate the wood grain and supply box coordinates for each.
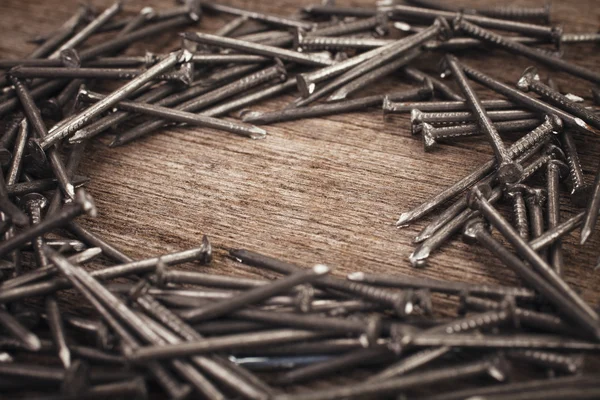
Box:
[1,0,600,318]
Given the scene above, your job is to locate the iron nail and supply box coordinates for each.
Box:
[20,193,50,268]
[517,66,600,130]
[383,4,560,39]
[293,18,451,107]
[347,271,537,300]
[460,295,574,335]
[396,115,558,226]
[506,350,584,375]
[525,187,548,256]
[0,306,41,351]
[561,31,600,44]
[443,54,522,184]
[464,195,600,339]
[461,62,592,133]
[243,84,432,125]
[78,87,266,139]
[45,296,71,369]
[9,76,76,198]
[402,66,464,101]
[420,119,542,152]
[271,357,508,400]
[506,184,531,240]
[547,159,570,275]
[326,49,423,102]
[48,1,123,59]
[111,62,286,146]
[383,99,515,114]
[581,160,600,244]
[529,211,585,252]
[78,15,195,62]
[454,16,600,85]
[29,50,192,159]
[10,65,192,84]
[558,131,593,207]
[412,109,538,134]
[0,189,96,259]
[202,2,314,30]
[181,31,332,67]
[4,119,28,187]
[180,264,330,322]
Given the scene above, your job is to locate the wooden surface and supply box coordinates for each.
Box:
[1,0,600,318]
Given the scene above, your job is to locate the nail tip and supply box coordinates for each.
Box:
[396,213,412,227]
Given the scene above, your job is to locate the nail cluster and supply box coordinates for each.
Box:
[0,0,600,399]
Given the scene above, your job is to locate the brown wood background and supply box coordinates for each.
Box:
[1,0,600,318]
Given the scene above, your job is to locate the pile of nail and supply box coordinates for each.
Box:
[1,0,600,398]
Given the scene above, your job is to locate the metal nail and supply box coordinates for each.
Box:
[80,87,266,139]
[529,211,585,252]
[28,5,93,59]
[243,84,432,125]
[9,76,76,199]
[423,36,550,52]
[295,34,392,52]
[559,131,592,207]
[547,159,570,275]
[398,115,558,226]
[413,109,538,134]
[45,296,71,368]
[405,332,600,351]
[111,62,286,146]
[271,357,508,400]
[506,349,583,375]
[409,186,502,267]
[203,2,314,30]
[44,246,224,399]
[10,65,192,84]
[421,119,541,152]
[294,18,451,107]
[79,16,195,62]
[0,243,210,303]
[581,160,600,244]
[461,62,592,133]
[383,4,560,39]
[0,306,41,351]
[29,50,191,159]
[296,41,396,97]
[463,200,600,339]
[131,286,274,400]
[525,187,548,259]
[517,66,600,129]
[66,83,178,143]
[275,346,392,385]
[460,296,574,335]
[130,329,325,362]
[0,247,102,290]
[20,193,49,268]
[383,99,515,114]
[0,190,95,259]
[402,66,464,101]
[506,184,530,240]
[180,265,330,322]
[348,271,536,300]
[444,54,522,183]
[182,32,331,67]
[327,49,423,102]
[48,1,123,59]
[454,17,600,84]
[561,31,600,44]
